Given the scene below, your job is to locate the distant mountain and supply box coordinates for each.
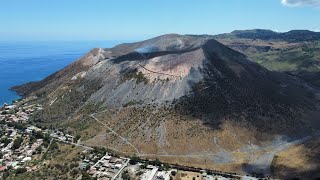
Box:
[13,34,320,177]
[215,29,320,42]
[214,29,320,87]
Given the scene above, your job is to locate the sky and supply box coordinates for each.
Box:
[0,0,319,41]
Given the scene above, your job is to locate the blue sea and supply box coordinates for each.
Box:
[0,41,121,106]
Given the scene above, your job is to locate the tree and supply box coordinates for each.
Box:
[34,131,44,139]
[85,164,91,171]
[43,134,50,143]
[0,137,11,146]
[2,171,9,179]
[74,134,81,143]
[49,140,59,151]
[15,167,27,174]
[35,146,42,154]
[130,154,140,165]
[154,158,161,166]
[121,170,131,180]
[163,163,170,171]
[29,135,36,145]
[81,170,92,180]
[140,163,147,169]
[12,137,23,149]
[171,171,176,176]
[42,141,49,148]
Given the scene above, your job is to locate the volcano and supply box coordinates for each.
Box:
[13,34,320,176]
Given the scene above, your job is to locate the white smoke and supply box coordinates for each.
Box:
[135,46,158,54]
[281,0,320,7]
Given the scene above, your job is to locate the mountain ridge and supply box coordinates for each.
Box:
[215,29,320,42]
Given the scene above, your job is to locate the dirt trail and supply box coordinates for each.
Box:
[89,113,140,155]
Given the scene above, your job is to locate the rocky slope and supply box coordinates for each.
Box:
[14,34,320,176]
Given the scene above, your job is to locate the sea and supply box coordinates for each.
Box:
[0,41,122,106]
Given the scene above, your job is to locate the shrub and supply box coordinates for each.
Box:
[74,134,81,143]
[12,137,23,149]
[130,154,140,165]
[15,167,27,174]
[121,170,131,180]
[1,137,11,146]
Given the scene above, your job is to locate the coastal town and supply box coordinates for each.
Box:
[0,101,258,180]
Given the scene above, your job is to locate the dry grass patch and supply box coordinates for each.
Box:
[174,171,202,180]
[272,138,320,179]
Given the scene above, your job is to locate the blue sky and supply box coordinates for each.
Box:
[0,0,319,41]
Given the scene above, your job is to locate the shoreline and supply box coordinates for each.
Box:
[0,91,22,108]
[1,80,37,107]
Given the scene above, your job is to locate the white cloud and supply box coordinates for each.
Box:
[281,0,320,7]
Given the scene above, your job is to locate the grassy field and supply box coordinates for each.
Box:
[271,138,320,179]
[248,42,320,73]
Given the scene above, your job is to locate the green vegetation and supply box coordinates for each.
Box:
[1,137,11,146]
[248,44,320,72]
[74,134,81,143]
[121,170,131,180]
[123,100,143,107]
[8,143,88,179]
[120,69,149,84]
[140,163,147,169]
[215,29,320,43]
[49,140,59,151]
[171,171,177,176]
[35,146,42,154]
[162,163,171,171]
[81,170,94,180]
[129,154,141,164]
[29,135,36,145]
[12,137,23,149]
[30,80,103,129]
[15,167,27,174]
[6,121,27,130]
[246,41,320,86]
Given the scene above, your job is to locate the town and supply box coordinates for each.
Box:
[0,101,259,180]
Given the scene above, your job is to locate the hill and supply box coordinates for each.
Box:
[213,29,320,87]
[215,29,320,42]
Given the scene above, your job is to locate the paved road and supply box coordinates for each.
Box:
[112,158,130,180]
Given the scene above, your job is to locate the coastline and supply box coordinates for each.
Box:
[1,89,21,107]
